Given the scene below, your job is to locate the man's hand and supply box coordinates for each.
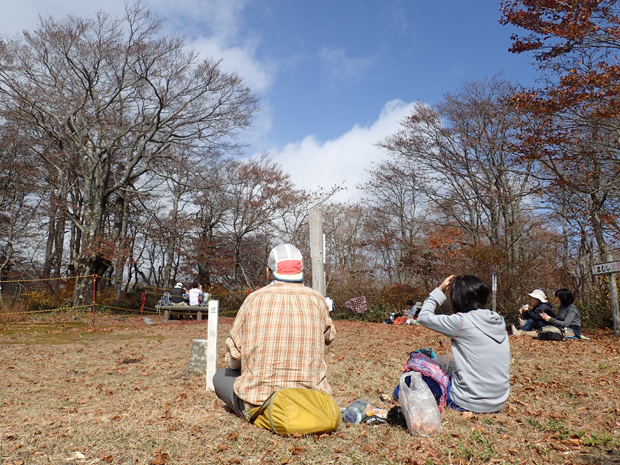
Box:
[540,312,551,322]
[438,275,456,294]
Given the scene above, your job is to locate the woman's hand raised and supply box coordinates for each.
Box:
[438,275,457,294]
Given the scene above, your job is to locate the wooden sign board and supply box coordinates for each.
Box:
[592,261,620,275]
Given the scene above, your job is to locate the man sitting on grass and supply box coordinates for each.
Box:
[212,243,336,417]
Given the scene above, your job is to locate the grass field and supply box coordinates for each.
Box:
[1,312,619,464]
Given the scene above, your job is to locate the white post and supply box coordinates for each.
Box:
[206,299,219,391]
[491,273,497,313]
[310,207,325,296]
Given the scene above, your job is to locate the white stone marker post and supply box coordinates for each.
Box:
[206,299,219,391]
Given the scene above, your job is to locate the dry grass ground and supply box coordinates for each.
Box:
[1,313,619,465]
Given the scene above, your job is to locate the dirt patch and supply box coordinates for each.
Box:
[1,315,619,464]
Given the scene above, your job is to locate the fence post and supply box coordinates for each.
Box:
[92,274,97,331]
[206,299,219,391]
[140,290,146,321]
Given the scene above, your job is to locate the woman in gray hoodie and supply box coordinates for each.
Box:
[417,275,511,413]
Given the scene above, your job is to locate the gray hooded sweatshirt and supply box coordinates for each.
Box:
[418,288,511,413]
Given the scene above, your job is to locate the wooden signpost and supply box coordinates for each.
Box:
[592,260,620,336]
[310,207,325,296]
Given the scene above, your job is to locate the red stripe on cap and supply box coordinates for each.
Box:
[276,259,302,275]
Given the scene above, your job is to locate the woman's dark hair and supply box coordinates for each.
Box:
[555,288,574,306]
[406,300,414,307]
[450,275,490,313]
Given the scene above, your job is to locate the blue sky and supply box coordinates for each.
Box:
[1,0,540,201]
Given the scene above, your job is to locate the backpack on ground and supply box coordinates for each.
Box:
[245,388,340,436]
[538,325,565,341]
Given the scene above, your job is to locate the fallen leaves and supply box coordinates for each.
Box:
[151,446,170,465]
[2,318,619,465]
[99,453,113,463]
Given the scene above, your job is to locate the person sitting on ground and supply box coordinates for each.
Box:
[188,282,202,306]
[403,301,422,324]
[417,275,511,413]
[511,289,555,336]
[413,301,423,318]
[212,243,336,418]
[540,288,582,339]
[404,300,415,317]
[170,282,188,306]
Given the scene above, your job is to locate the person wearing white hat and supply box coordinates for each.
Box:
[511,289,556,336]
[170,282,188,306]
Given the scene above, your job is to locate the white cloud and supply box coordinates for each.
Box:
[319,47,373,82]
[0,0,127,38]
[0,0,274,139]
[266,99,418,202]
[190,36,273,93]
[150,0,248,40]
[0,0,273,94]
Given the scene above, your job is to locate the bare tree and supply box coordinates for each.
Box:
[0,2,258,304]
[379,76,536,285]
[0,125,40,304]
[221,155,295,288]
[361,159,426,282]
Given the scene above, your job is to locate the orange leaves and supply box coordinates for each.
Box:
[99,453,114,463]
[151,446,170,465]
[290,445,306,455]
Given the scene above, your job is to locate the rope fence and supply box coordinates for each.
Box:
[0,274,247,328]
[0,275,92,284]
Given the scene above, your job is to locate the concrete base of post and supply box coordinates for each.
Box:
[188,339,209,372]
[164,310,170,321]
[197,311,202,321]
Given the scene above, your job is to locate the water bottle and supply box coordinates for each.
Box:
[343,399,369,424]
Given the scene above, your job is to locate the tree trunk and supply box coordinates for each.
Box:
[590,192,620,335]
[113,194,130,301]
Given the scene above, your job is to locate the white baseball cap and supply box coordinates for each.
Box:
[268,244,304,282]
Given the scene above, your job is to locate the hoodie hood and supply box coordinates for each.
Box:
[465,309,507,344]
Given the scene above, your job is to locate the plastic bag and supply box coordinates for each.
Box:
[399,372,442,436]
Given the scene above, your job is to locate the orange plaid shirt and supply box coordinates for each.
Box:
[225,281,336,406]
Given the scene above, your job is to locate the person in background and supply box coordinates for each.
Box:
[413,301,423,318]
[170,282,188,306]
[417,275,511,413]
[212,243,336,417]
[512,289,555,336]
[403,301,422,325]
[404,300,416,317]
[540,288,582,338]
[188,282,202,306]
